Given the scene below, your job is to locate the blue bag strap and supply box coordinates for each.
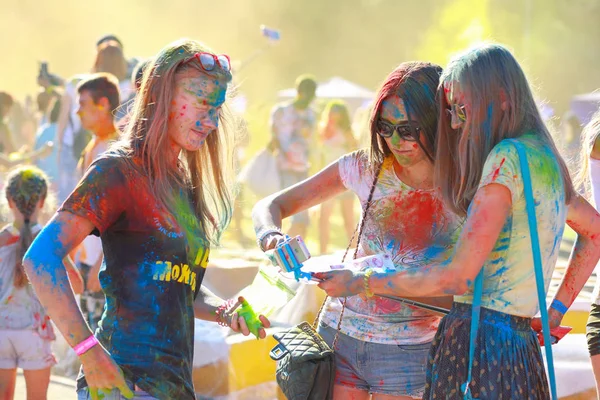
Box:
[462,139,557,400]
[510,139,558,400]
[461,269,483,399]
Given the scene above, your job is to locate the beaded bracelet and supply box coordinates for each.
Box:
[215,299,236,327]
[363,269,375,298]
[256,226,283,252]
[550,299,568,315]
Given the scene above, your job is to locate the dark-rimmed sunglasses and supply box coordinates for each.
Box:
[185,52,231,73]
[376,120,422,141]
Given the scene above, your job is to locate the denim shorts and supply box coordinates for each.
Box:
[318,322,430,398]
[77,382,158,400]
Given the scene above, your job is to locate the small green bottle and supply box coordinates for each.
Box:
[237,298,263,339]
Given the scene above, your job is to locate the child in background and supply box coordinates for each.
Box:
[0,166,83,400]
[317,100,357,254]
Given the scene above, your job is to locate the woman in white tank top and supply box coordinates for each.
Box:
[579,108,600,398]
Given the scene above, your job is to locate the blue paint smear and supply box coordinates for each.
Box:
[24,219,68,287]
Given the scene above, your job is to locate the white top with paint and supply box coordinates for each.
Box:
[588,157,600,305]
[455,134,567,317]
[0,240,55,339]
[320,150,463,345]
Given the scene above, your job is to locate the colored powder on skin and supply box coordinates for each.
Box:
[382,97,407,121]
[24,220,68,288]
[183,79,226,108]
[208,84,226,107]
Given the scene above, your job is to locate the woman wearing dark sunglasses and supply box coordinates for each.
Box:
[22,38,270,400]
[316,43,600,399]
[253,62,463,399]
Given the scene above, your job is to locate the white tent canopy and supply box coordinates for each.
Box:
[571,91,600,125]
[277,76,375,101]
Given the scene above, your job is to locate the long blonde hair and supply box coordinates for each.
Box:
[435,43,574,216]
[577,108,600,197]
[113,38,235,246]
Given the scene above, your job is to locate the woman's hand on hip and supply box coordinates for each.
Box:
[80,344,134,400]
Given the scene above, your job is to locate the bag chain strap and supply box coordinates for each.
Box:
[311,161,384,351]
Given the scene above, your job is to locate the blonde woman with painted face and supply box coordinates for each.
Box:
[316,43,600,399]
[254,62,463,400]
[22,39,270,400]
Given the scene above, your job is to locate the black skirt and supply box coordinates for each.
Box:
[423,302,551,400]
[586,303,600,356]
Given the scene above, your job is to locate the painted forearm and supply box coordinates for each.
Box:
[193,286,224,321]
[552,236,600,312]
[23,225,92,347]
[369,261,465,298]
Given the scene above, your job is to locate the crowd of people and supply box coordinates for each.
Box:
[1,32,600,400]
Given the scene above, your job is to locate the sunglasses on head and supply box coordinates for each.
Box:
[376,120,422,141]
[446,103,467,123]
[184,52,231,73]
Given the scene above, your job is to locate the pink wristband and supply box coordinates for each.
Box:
[73,335,99,356]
